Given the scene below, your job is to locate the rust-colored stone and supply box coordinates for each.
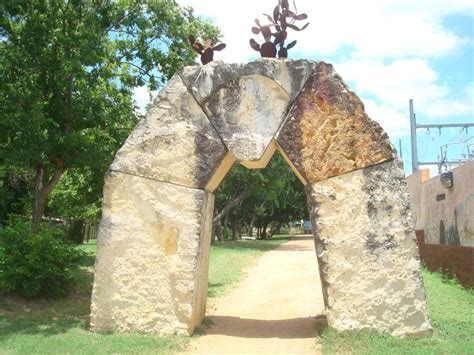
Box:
[277,61,395,183]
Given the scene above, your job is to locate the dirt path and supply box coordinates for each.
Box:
[186,235,326,354]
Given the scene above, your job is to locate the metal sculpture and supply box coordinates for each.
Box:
[189,35,226,65]
[250,0,309,58]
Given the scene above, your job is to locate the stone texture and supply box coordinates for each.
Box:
[110,75,227,190]
[90,171,213,335]
[306,159,432,337]
[277,61,395,183]
[203,75,290,161]
[179,58,317,104]
[91,60,432,338]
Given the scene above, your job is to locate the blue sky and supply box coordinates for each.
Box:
[135,0,473,177]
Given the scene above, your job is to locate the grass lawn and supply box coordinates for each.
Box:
[0,236,290,354]
[319,270,474,354]
[1,236,473,354]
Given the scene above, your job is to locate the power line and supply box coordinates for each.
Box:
[409,99,474,174]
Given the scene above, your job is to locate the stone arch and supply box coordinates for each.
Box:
[90,59,432,337]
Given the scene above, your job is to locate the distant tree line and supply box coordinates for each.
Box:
[212,151,308,242]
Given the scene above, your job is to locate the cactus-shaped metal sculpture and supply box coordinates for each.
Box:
[250,0,309,58]
[189,35,226,65]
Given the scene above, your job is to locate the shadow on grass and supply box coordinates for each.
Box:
[212,236,316,252]
[207,282,225,298]
[211,236,293,252]
[0,255,95,339]
[79,254,97,268]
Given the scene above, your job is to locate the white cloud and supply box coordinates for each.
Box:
[132,86,157,114]
[176,0,473,134]
[424,99,473,118]
[362,98,410,138]
[178,0,472,61]
[336,59,446,106]
[336,59,473,120]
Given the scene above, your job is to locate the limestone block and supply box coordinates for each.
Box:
[179,58,317,106]
[110,75,227,190]
[277,61,395,183]
[90,171,213,335]
[203,75,290,161]
[306,159,432,337]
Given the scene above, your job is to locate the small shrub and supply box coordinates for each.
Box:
[67,219,85,244]
[0,217,84,297]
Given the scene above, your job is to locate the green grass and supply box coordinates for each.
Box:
[2,236,473,354]
[319,269,474,354]
[0,239,189,354]
[0,236,290,354]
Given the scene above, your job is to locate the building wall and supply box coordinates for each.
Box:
[415,230,474,288]
[407,161,474,247]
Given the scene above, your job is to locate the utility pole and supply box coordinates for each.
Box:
[409,99,474,174]
[409,99,418,173]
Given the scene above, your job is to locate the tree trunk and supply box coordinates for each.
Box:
[32,161,65,233]
[223,214,229,241]
[231,216,237,240]
[275,223,282,235]
[237,218,241,239]
[269,221,281,238]
[216,223,223,242]
[261,221,269,239]
[68,219,85,244]
[212,185,251,241]
[247,215,256,238]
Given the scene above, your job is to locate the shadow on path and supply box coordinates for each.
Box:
[270,236,315,252]
[199,314,327,339]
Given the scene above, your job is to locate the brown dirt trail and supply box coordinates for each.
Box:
[186,235,326,354]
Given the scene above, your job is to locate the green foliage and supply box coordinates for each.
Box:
[47,168,103,222]
[215,151,308,239]
[67,218,86,244]
[0,217,84,297]
[0,168,32,224]
[0,0,220,227]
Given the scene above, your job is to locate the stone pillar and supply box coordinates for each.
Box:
[276,61,432,337]
[90,73,225,335]
[90,172,214,335]
[306,160,432,337]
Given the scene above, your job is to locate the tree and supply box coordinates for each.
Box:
[213,151,308,241]
[0,0,219,231]
[0,167,31,225]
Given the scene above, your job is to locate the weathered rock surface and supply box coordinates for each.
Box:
[306,159,432,337]
[110,75,227,190]
[179,58,317,104]
[90,171,213,335]
[203,75,290,161]
[179,59,317,162]
[91,59,432,338]
[277,62,395,183]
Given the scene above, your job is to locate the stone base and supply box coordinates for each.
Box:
[306,159,433,337]
[90,171,213,335]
